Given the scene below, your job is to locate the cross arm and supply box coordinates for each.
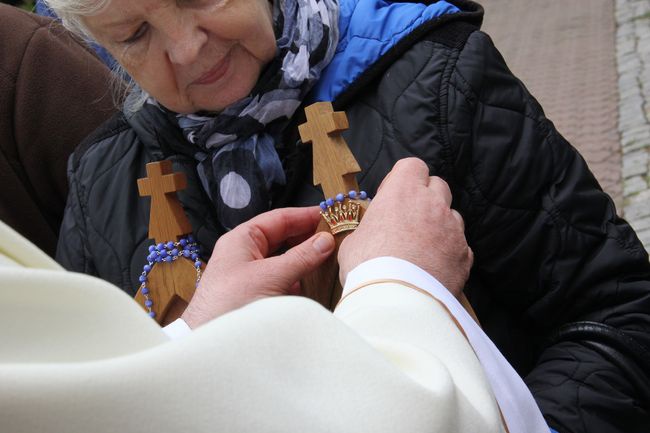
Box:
[324,111,349,135]
[137,178,152,196]
[162,173,187,193]
[298,122,313,145]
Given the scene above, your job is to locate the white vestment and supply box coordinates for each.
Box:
[0,220,547,433]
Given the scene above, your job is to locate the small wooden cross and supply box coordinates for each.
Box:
[137,161,193,243]
[134,161,199,326]
[298,102,369,308]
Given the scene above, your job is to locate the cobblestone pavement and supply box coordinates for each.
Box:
[479,0,650,250]
[616,0,650,247]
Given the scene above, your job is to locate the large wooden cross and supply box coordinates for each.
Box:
[135,161,199,326]
[298,102,369,308]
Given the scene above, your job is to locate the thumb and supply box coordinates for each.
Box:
[266,232,335,287]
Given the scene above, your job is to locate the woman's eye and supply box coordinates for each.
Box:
[177,0,222,8]
[122,23,149,44]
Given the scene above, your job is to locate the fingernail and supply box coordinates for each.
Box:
[313,233,334,253]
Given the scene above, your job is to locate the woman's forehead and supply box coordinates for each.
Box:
[85,0,173,28]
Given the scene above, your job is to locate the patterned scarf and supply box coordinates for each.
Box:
[164,0,339,230]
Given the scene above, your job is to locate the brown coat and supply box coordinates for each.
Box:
[0,4,118,257]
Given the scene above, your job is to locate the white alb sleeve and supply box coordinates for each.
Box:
[339,256,549,433]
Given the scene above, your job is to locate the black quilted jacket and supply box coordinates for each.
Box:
[57,1,650,431]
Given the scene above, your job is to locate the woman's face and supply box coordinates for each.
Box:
[84,0,277,113]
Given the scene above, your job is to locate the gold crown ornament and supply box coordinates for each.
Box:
[319,191,369,235]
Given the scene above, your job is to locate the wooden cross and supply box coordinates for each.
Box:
[134,161,199,326]
[298,102,369,309]
[137,161,193,243]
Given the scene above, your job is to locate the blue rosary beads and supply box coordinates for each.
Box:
[138,235,203,318]
[319,190,370,211]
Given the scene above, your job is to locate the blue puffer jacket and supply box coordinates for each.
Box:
[57,1,650,432]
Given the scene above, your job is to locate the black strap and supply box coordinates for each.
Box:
[550,321,650,384]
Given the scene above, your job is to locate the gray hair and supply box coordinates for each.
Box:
[43,0,106,39]
[44,0,149,113]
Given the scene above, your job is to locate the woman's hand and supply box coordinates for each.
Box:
[182,207,335,329]
[338,158,473,297]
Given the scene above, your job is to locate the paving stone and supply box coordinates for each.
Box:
[620,86,642,98]
[624,144,644,155]
[636,28,650,38]
[624,175,648,195]
[621,126,650,142]
[623,148,648,163]
[623,140,650,154]
[634,228,650,246]
[629,215,650,233]
[620,111,647,128]
[623,170,647,181]
[618,65,638,77]
[623,157,648,178]
[624,199,650,222]
[627,187,650,203]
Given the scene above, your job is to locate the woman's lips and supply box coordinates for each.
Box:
[192,51,232,86]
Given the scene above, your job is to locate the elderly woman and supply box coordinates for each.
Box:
[45,0,649,431]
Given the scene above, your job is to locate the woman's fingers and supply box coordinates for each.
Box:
[217,207,323,259]
[256,207,323,251]
[259,231,335,289]
[184,226,334,329]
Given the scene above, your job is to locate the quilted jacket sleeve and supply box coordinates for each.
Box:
[56,157,93,275]
[446,31,650,433]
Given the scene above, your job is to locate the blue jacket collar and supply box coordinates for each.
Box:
[310,0,460,102]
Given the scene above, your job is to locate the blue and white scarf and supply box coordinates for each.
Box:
[163,0,339,229]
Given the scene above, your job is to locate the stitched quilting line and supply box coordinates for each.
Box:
[389,40,440,148]
[80,133,148,288]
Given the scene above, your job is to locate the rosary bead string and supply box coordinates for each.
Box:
[139,235,203,318]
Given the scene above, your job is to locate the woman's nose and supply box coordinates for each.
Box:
[164,20,208,65]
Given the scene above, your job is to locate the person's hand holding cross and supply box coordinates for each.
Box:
[181,158,471,328]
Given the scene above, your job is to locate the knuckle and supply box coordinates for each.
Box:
[285,245,315,268]
[429,176,451,193]
[245,225,267,251]
[213,233,234,256]
[450,209,465,229]
[395,157,428,174]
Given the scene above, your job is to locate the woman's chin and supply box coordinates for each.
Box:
[159,90,248,114]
